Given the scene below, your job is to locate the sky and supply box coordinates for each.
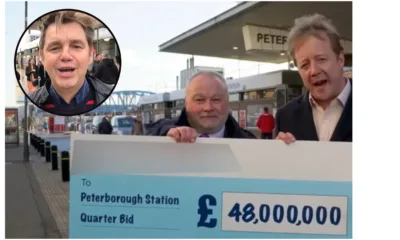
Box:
[5,1,288,107]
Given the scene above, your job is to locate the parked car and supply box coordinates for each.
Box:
[110,116,136,135]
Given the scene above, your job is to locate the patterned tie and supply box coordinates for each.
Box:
[199,134,209,138]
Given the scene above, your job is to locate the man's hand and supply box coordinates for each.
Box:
[276,132,296,144]
[167,127,198,143]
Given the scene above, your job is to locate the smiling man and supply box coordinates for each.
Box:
[28,11,114,116]
[275,13,352,144]
[150,71,256,142]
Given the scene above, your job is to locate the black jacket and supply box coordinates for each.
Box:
[90,61,100,75]
[28,74,114,115]
[98,118,113,134]
[38,65,46,87]
[149,108,256,139]
[275,81,352,142]
[93,58,119,84]
[25,65,39,81]
[15,70,20,81]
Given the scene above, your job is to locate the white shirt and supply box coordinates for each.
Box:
[309,78,351,141]
[200,126,225,138]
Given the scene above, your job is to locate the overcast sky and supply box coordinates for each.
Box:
[5,1,286,107]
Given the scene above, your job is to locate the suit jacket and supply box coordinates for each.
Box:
[275,83,352,142]
[148,108,257,139]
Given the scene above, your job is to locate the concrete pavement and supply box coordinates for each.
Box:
[5,145,62,238]
[30,148,70,238]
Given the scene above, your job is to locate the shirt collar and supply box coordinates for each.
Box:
[49,78,89,105]
[309,78,351,107]
[207,125,225,138]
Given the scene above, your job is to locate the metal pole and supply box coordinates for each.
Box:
[23,1,29,162]
[96,28,99,55]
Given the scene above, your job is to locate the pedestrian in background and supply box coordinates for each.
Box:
[98,115,113,134]
[256,107,275,139]
[132,115,143,135]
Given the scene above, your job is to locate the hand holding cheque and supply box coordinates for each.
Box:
[167,127,198,143]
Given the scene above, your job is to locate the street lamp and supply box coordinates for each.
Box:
[23,1,29,162]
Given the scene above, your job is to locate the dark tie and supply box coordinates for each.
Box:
[199,134,209,138]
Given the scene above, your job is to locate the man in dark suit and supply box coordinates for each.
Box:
[275,13,352,144]
[150,71,256,142]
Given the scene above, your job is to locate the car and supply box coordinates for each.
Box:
[110,116,136,135]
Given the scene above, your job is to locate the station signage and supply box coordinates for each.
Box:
[227,82,245,92]
[242,25,289,52]
[242,25,352,54]
[257,33,287,45]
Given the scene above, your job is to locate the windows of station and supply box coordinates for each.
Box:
[171,109,182,118]
[287,85,303,102]
[245,103,274,128]
[153,102,173,110]
[165,101,173,109]
[257,89,275,100]
[143,111,152,124]
[94,38,118,58]
[241,88,275,101]
[229,93,240,102]
[153,103,164,110]
[164,109,172,119]
[243,91,257,100]
[275,89,286,108]
[173,99,185,108]
[141,104,153,111]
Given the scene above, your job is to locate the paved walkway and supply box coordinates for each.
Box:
[6,130,71,238]
[5,145,62,238]
[30,149,70,238]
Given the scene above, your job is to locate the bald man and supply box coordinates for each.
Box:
[150,71,256,142]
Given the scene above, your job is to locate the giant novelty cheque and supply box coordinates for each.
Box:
[69,134,352,238]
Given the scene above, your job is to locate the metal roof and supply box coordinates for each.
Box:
[159,1,352,63]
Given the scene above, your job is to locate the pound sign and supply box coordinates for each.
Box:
[197,194,217,228]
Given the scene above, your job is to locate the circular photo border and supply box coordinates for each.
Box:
[14,8,122,117]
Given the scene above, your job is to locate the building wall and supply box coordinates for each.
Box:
[180,66,224,89]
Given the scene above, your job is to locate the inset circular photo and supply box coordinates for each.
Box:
[15,9,121,116]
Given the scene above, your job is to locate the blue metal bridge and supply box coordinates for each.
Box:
[34,90,155,115]
[90,90,155,114]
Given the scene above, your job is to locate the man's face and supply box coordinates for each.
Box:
[294,34,345,105]
[185,74,229,133]
[40,22,93,91]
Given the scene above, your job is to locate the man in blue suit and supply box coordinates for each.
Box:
[275,13,352,144]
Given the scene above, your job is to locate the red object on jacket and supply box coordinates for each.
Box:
[257,113,275,133]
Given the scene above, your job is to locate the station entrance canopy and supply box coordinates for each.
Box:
[159,1,352,64]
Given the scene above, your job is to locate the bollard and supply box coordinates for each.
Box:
[32,135,36,149]
[40,139,45,157]
[45,141,51,162]
[31,134,35,148]
[61,151,70,182]
[37,137,42,152]
[51,145,58,170]
[36,137,40,151]
[36,137,41,151]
